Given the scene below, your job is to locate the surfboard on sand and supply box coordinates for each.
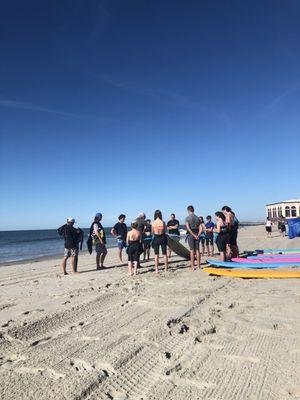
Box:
[203,267,300,279]
[167,236,190,259]
[206,259,300,269]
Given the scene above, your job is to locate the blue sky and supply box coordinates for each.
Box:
[0,0,300,230]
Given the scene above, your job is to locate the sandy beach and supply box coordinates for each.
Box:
[0,225,300,400]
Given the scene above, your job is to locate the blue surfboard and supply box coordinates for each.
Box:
[206,259,300,269]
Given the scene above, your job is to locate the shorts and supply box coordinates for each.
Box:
[187,234,200,251]
[280,226,286,232]
[266,226,272,233]
[152,234,167,255]
[95,242,108,256]
[64,248,78,258]
[199,235,205,245]
[127,241,141,262]
[117,240,126,250]
[143,238,152,250]
[205,236,213,246]
[216,234,229,253]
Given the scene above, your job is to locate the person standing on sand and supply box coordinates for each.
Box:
[111,214,127,263]
[90,213,107,270]
[126,221,142,276]
[185,205,202,270]
[222,206,238,259]
[58,218,80,275]
[142,219,152,261]
[198,216,206,256]
[278,218,286,238]
[265,217,272,237]
[214,212,229,262]
[205,215,215,257]
[167,213,180,257]
[152,210,168,273]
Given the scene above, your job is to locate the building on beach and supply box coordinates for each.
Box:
[266,199,300,221]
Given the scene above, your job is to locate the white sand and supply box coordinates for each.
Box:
[0,225,300,399]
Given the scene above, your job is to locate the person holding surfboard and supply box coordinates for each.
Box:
[151,210,168,273]
[167,213,180,257]
[185,205,202,270]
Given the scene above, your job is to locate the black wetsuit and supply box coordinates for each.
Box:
[127,240,141,262]
[152,234,167,255]
[216,225,229,252]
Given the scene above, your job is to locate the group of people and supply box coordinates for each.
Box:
[58,205,239,276]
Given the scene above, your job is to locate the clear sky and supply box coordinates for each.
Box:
[0,0,299,230]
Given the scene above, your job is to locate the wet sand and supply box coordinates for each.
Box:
[0,225,300,399]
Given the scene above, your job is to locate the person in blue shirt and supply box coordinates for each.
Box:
[205,215,215,257]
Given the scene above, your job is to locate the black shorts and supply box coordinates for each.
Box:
[127,242,141,262]
[216,233,229,253]
[143,239,151,250]
[152,234,167,255]
[266,226,272,233]
[205,236,213,246]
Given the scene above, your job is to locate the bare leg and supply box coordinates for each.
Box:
[220,251,226,262]
[196,250,201,269]
[100,251,107,267]
[128,261,133,276]
[168,247,172,258]
[147,248,150,260]
[118,248,123,263]
[164,255,168,272]
[62,257,68,275]
[154,255,159,274]
[190,250,195,270]
[211,244,214,257]
[71,256,80,274]
[96,254,100,269]
[133,261,138,275]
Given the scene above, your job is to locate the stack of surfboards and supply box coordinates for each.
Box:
[204,250,300,278]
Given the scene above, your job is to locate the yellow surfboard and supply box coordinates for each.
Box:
[203,267,300,279]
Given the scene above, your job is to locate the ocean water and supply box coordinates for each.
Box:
[0,228,117,264]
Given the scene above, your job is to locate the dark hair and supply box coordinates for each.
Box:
[206,215,211,219]
[154,210,162,220]
[131,221,138,229]
[118,214,126,220]
[187,205,194,212]
[222,206,232,212]
[171,213,175,217]
[199,216,204,223]
[146,219,151,223]
[215,211,226,221]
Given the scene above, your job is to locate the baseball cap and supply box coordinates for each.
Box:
[67,217,75,223]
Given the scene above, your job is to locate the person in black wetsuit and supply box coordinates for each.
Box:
[126,221,142,276]
[167,214,180,257]
[214,212,229,262]
[142,219,152,261]
[151,210,168,273]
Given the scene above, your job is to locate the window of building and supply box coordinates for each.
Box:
[273,208,277,218]
[278,207,282,217]
[285,206,291,217]
[291,206,297,217]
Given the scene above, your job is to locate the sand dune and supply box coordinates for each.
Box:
[0,225,300,399]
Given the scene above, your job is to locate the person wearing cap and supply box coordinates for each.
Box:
[57,218,80,275]
[89,213,107,270]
